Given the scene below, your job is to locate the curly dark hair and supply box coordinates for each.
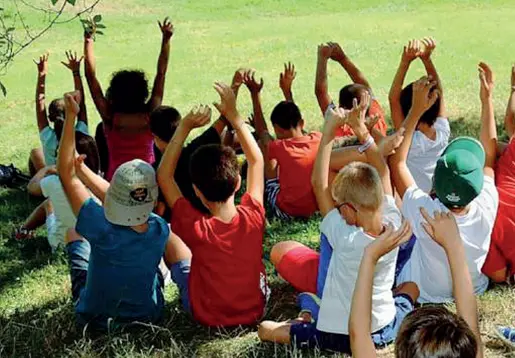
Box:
[106,70,150,114]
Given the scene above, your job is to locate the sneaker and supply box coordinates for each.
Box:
[12,227,35,241]
[495,326,515,349]
[297,292,321,322]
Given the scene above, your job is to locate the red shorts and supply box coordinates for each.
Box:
[276,246,319,294]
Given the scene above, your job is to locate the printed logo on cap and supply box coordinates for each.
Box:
[446,193,460,203]
[130,188,148,202]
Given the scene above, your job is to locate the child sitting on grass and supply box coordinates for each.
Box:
[58,90,172,330]
[242,66,321,219]
[157,83,268,327]
[314,42,387,139]
[259,93,417,354]
[350,209,483,358]
[84,18,173,180]
[389,38,450,193]
[391,74,499,303]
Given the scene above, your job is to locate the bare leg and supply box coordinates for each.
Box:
[29,148,46,177]
[258,321,292,344]
[164,233,192,267]
[22,200,48,231]
[270,241,309,267]
[65,228,85,244]
[394,281,420,303]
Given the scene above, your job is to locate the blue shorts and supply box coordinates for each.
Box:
[170,259,192,314]
[265,178,292,220]
[290,293,414,354]
[66,240,91,302]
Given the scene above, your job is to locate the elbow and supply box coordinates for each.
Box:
[314,85,324,97]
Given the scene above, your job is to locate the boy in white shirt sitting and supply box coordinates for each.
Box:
[391,74,499,303]
[258,93,418,354]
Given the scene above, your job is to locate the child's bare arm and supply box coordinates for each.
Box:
[34,53,50,132]
[83,33,109,121]
[58,91,91,216]
[157,106,212,209]
[329,42,370,89]
[279,62,296,102]
[314,43,333,115]
[478,63,497,179]
[75,155,109,203]
[420,209,483,358]
[389,40,420,130]
[504,65,515,139]
[62,51,88,125]
[27,166,57,196]
[149,18,174,111]
[350,221,412,358]
[214,82,264,204]
[391,77,439,197]
[243,71,272,141]
[420,37,446,118]
[312,107,347,216]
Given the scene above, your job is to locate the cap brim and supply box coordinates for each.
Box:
[104,190,155,226]
[443,137,485,167]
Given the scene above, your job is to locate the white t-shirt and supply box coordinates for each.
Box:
[40,175,77,249]
[407,117,451,193]
[317,195,402,335]
[398,176,499,303]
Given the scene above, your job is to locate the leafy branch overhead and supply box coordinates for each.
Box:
[0,0,104,96]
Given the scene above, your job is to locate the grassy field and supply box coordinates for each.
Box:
[1,0,515,357]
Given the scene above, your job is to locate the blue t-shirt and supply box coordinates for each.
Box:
[75,199,169,324]
[40,121,89,166]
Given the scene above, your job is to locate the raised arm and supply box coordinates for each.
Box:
[420,37,446,118]
[312,107,348,216]
[329,42,370,88]
[478,62,497,179]
[391,77,439,197]
[389,40,420,130]
[34,53,50,132]
[504,65,515,139]
[279,62,296,102]
[349,221,412,358]
[83,32,109,121]
[148,17,174,111]
[420,209,483,358]
[314,43,334,115]
[157,106,211,209]
[27,166,57,196]
[62,51,87,125]
[57,91,91,216]
[214,82,264,204]
[75,155,109,203]
[243,71,269,140]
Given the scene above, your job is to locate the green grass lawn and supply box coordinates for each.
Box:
[1,0,515,357]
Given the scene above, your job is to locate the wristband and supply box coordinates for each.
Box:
[358,135,375,153]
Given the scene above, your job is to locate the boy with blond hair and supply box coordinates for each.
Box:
[259,94,417,354]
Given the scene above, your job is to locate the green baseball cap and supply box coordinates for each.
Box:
[434,137,485,207]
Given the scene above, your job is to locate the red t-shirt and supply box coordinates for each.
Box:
[335,99,387,138]
[104,116,155,181]
[268,132,322,217]
[171,193,267,327]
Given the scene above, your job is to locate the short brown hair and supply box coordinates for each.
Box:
[395,306,477,358]
[331,162,383,211]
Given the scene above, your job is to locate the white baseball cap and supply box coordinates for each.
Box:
[104,159,158,226]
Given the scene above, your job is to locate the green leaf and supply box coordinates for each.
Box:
[93,14,102,22]
[66,0,77,5]
[95,24,106,29]
[79,19,89,24]
[0,81,6,96]
[95,30,104,35]
[50,0,58,5]
[6,27,14,32]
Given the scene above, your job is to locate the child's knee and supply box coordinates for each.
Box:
[258,321,280,342]
[396,281,420,302]
[65,228,84,244]
[270,241,303,266]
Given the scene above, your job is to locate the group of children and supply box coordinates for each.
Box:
[14,17,515,356]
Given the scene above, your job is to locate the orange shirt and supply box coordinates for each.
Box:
[335,99,387,138]
[268,132,322,217]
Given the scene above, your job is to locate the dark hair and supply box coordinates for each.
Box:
[395,306,477,358]
[106,70,149,114]
[338,84,370,110]
[189,144,239,203]
[150,106,181,142]
[76,132,101,175]
[271,101,302,130]
[48,98,65,122]
[400,82,441,127]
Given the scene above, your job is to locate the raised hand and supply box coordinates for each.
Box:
[402,39,421,64]
[213,82,240,123]
[34,53,49,75]
[379,127,406,157]
[318,43,333,60]
[328,42,345,62]
[243,70,264,95]
[279,62,296,94]
[347,91,371,130]
[420,37,436,61]
[64,90,82,117]
[365,220,412,262]
[61,50,84,72]
[158,17,174,41]
[420,208,461,250]
[478,62,495,101]
[231,67,250,91]
[182,105,212,130]
[325,106,349,134]
[511,63,515,88]
[411,76,439,115]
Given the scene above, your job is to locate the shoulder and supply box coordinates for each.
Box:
[148,214,171,239]
[39,126,56,142]
[402,185,436,216]
[383,195,402,228]
[75,121,89,135]
[239,193,266,223]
